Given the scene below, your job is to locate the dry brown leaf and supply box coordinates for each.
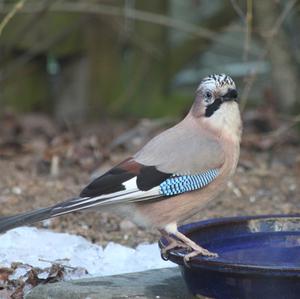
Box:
[0,267,13,282]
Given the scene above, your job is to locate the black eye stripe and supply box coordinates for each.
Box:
[205,98,222,117]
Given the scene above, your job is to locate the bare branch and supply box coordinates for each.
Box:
[0,0,26,37]
[230,0,246,23]
[268,0,297,37]
[243,0,253,61]
[0,1,235,48]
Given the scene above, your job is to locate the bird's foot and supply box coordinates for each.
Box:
[183,244,218,266]
[160,233,217,262]
[160,230,218,264]
[179,235,218,267]
[160,236,190,260]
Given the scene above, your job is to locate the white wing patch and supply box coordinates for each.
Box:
[123,177,138,190]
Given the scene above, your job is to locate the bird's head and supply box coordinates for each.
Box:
[190,74,241,139]
[191,74,238,118]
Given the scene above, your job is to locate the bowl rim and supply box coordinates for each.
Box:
[159,214,300,276]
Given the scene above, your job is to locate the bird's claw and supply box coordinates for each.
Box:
[160,239,190,261]
[161,250,170,261]
[160,231,218,265]
[183,248,218,267]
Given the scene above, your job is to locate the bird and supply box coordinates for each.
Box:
[0,74,242,262]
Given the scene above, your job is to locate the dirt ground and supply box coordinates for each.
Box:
[0,111,299,248]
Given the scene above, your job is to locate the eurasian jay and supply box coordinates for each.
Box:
[0,74,242,262]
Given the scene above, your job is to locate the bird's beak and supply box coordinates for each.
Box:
[221,88,238,102]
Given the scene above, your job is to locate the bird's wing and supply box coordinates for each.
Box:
[80,158,170,197]
[51,158,172,216]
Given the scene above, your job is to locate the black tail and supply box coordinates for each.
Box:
[0,187,153,234]
[0,206,54,233]
[0,196,90,234]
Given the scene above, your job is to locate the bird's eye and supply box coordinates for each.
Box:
[205,91,212,99]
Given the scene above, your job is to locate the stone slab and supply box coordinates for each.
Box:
[25,267,198,299]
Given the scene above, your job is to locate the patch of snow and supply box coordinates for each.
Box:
[37,271,50,280]
[0,227,175,280]
[9,266,28,280]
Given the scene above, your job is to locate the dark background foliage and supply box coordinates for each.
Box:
[0,0,299,123]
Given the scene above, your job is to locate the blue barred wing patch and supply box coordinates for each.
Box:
[159,169,219,196]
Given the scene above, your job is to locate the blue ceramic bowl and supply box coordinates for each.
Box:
[159,215,300,299]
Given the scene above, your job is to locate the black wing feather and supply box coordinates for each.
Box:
[80,168,135,197]
[136,166,170,190]
[80,158,171,198]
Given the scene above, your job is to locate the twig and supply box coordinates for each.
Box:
[0,0,26,37]
[268,0,297,38]
[269,113,300,139]
[0,1,240,50]
[243,0,253,61]
[240,68,257,111]
[230,0,246,23]
[50,155,60,177]
[255,113,300,149]
[38,258,77,270]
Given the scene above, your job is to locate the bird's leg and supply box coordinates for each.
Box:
[161,223,218,263]
[173,230,218,263]
[159,229,190,260]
